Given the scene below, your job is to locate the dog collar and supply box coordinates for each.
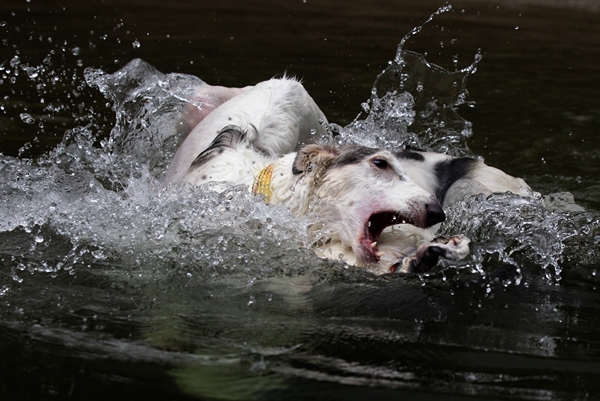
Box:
[252,164,274,203]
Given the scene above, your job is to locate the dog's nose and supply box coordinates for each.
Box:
[425,202,446,227]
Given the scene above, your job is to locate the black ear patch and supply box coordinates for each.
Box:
[190,125,269,168]
[191,126,250,168]
[292,153,304,175]
[434,157,478,203]
[330,146,378,167]
[395,150,425,162]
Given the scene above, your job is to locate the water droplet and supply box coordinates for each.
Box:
[71,47,81,56]
[25,67,39,79]
[132,40,141,49]
[20,113,35,124]
[0,285,10,297]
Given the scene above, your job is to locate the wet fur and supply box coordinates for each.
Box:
[163,77,533,274]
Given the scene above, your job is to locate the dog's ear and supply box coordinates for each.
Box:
[292,144,338,175]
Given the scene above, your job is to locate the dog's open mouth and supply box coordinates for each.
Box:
[362,211,416,262]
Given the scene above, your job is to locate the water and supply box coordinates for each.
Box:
[1,1,600,400]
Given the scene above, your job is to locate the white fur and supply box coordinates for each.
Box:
[163,78,328,186]
[163,77,532,274]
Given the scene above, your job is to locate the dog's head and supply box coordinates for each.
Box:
[291,144,445,266]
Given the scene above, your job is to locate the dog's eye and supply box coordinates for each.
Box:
[372,159,388,169]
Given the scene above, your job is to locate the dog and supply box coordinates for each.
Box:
[163,77,534,274]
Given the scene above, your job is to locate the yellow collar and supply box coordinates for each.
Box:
[252,164,274,203]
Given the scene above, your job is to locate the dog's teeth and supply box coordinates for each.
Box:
[371,242,377,249]
[375,251,385,258]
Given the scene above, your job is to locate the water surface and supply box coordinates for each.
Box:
[1,1,599,400]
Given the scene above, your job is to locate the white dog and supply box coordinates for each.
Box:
[163,77,533,274]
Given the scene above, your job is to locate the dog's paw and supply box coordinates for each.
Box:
[429,235,471,261]
[394,235,470,274]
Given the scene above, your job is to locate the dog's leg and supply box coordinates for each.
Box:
[394,235,470,273]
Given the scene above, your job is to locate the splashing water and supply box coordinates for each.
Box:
[330,4,480,156]
[1,59,326,288]
[395,4,454,65]
[438,192,588,283]
[83,59,203,183]
[2,7,600,400]
[0,9,597,291]
[321,5,597,282]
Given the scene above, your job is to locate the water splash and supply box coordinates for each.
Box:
[330,6,481,157]
[1,59,325,286]
[0,16,597,289]
[323,6,596,282]
[1,150,318,283]
[83,59,205,183]
[438,192,588,282]
[395,4,454,65]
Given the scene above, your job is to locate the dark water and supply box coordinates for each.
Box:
[1,1,600,400]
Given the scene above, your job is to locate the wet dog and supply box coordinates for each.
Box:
[163,77,533,274]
